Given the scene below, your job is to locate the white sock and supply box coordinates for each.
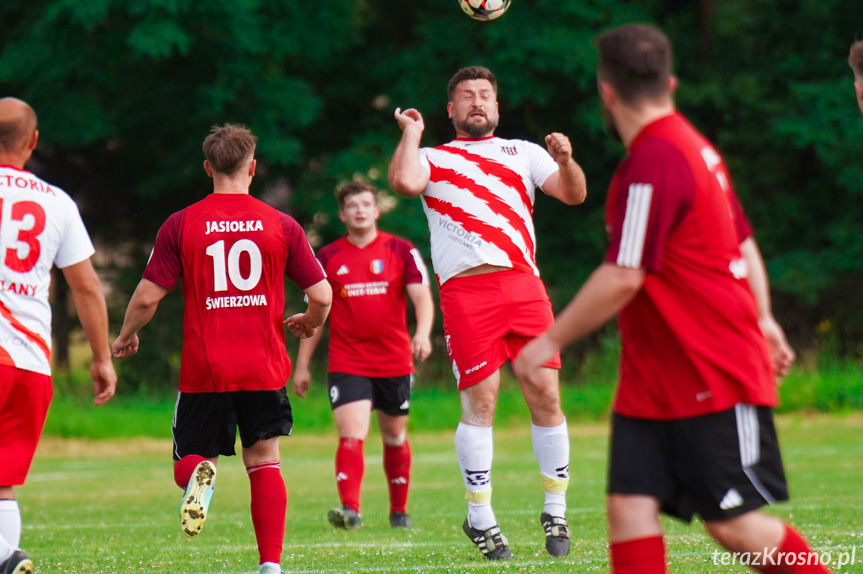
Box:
[531,420,569,517]
[455,423,497,529]
[0,500,21,560]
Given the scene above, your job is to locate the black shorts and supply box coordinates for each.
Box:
[608,404,789,522]
[172,388,293,461]
[327,373,411,416]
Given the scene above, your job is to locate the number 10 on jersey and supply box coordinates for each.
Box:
[205,239,262,292]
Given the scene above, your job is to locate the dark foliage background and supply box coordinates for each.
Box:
[2,0,861,391]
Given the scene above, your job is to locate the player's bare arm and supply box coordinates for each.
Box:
[739,237,795,377]
[513,263,644,385]
[285,278,332,339]
[62,258,118,405]
[406,282,434,362]
[292,328,324,398]
[541,133,587,206]
[388,108,430,198]
[112,278,171,360]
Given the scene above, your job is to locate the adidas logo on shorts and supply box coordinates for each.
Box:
[719,488,744,510]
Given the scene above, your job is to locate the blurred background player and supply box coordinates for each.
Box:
[292,181,433,530]
[515,24,829,574]
[112,124,331,574]
[849,39,863,115]
[0,97,117,574]
[388,66,587,559]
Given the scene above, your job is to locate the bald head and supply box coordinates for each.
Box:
[0,98,38,155]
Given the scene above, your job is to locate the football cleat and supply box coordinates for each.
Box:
[389,511,411,529]
[180,460,216,537]
[257,562,283,574]
[462,517,513,560]
[0,550,33,574]
[327,505,362,530]
[540,512,570,557]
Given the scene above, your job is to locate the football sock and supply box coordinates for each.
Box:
[455,423,496,530]
[248,463,286,566]
[760,525,832,573]
[0,499,21,561]
[335,438,364,513]
[383,440,411,514]
[610,536,666,574]
[174,455,206,489]
[531,420,570,517]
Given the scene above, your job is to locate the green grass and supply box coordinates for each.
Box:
[20,414,863,573]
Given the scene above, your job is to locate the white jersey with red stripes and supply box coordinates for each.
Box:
[0,165,95,376]
[418,136,559,285]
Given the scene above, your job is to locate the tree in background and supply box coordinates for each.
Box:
[1,0,861,389]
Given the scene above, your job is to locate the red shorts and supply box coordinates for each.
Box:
[0,365,53,486]
[440,269,561,389]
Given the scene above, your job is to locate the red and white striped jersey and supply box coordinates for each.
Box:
[0,165,95,376]
[418,137,559,285]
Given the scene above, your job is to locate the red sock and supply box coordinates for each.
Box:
[335,438,364,512]
[383,440,411,514]
[173,455,206,489]
[760,526,832,574]
[610,536,666,574]
[248,463,286,566]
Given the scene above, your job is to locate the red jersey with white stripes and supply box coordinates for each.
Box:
[317,232,429,377]
[143,193,324,393]
[604,112,775,420]
[0,166,95,376]
[418,137,559,284]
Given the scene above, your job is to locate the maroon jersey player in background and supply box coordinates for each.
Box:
[113,124,331,574]
[292,181,433,531]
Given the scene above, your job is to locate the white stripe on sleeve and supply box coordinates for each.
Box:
[410,248,430,286]
[616,183,653,269]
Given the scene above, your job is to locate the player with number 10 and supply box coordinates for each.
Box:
[112,124,332,574]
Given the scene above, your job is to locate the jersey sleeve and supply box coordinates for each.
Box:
[142,210,185,290]
[390,237,430,286]
[604,140,695,273]
[524,141,560,189]
[418,148,431,177]
[728,188,753,243]
[280,214,326,289]
[54,196,96,268]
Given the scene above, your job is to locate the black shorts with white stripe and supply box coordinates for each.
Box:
[327,372,412,416]
[172,388,293,460]
[608,405,789,522]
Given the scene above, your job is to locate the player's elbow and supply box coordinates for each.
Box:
[388,173,425,198]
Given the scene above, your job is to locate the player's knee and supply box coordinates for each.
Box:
[382,432,406,447]
[704,518,744,550]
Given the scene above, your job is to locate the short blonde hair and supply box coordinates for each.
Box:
[202,124,257,175]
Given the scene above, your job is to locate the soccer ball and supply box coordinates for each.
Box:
[458,0,512,21]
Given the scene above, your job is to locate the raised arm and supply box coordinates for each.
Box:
[112,278,171,360]
[406,282,434,362]
[541,132,587,205]
[62,258,117,405]
[739,236,795,376]
[388,107,430,198]
[285,278,332,339]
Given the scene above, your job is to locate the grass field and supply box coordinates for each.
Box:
[19,413,863,573]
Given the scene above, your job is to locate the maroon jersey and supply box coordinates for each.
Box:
[604,112,775,420]
[317,232,428,377]
[143,193,324,393]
